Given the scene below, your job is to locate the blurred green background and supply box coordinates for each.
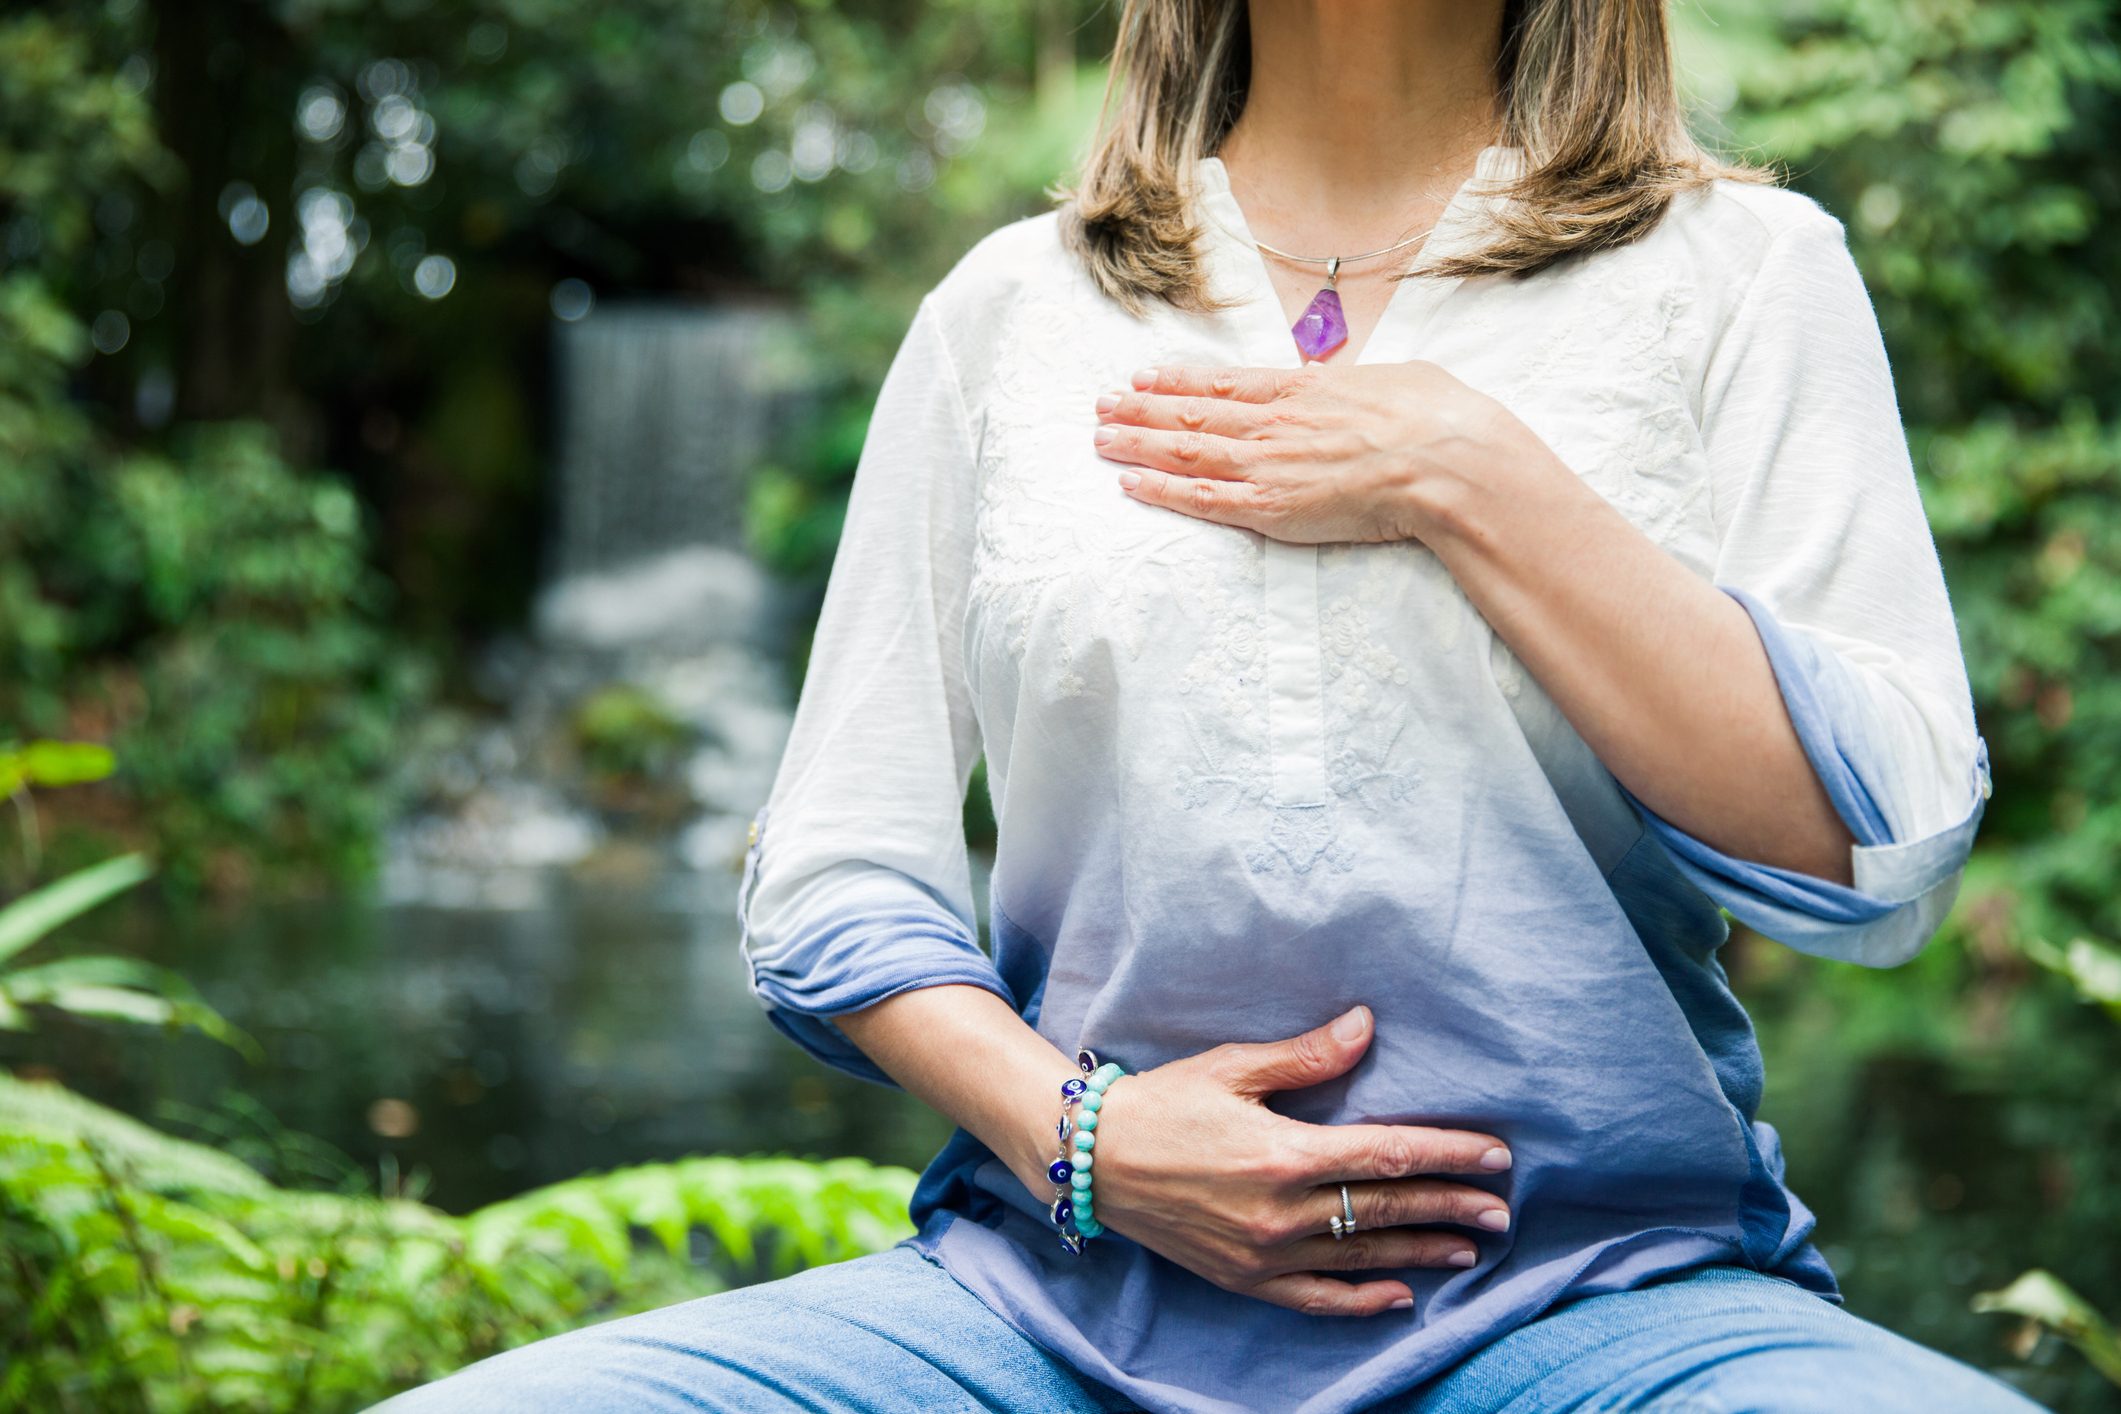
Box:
[3,0,2118,1409]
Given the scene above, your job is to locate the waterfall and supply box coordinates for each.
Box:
[385,298,816,904]
[548,302,807,576]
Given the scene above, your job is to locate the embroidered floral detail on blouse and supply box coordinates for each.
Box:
[1162,553,1350,876]
[1316,550,1424,809]
[1245,804,1357,876]
[1177,601,1266,720]
[1172,580,1273,821]
[1573,272,1704,548]
[1171,548,1426,876]
[1320,593,1410,712]
[1442,245,1710,560]
[1176,758,1268,814]
[967,275,1239,700]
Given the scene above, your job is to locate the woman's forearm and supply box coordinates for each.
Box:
[1414,444,1854,884]
[832,983,1085,1200]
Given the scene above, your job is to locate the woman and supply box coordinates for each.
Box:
[383,1,2039,1411]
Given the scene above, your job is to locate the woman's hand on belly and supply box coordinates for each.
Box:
[1090,361,1556,546]
[1093,1004,1514,1318]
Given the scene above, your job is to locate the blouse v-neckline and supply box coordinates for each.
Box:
[1191,146,1526,369]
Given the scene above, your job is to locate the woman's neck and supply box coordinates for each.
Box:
[1214,0,1506,242]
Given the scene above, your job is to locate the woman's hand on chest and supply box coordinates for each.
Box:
[1091,360,1569,545]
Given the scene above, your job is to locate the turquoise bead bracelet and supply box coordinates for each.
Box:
[1048,1049,1128,1256]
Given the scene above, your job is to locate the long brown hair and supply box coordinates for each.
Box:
[1051,0,1768,317]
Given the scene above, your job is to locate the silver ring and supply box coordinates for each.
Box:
[1340,1183,1356,1231]
[1329,1214,1346,1240]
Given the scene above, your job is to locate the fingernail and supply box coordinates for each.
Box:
[1094,425,1116,446]
[1330,1006,1368,1042]
[1449,1249,1478,1268]
[1117,469,1140,490]
[1480,1148,1512,1172]
[1095,391,1120,414]
[1477,1209,1510,1232]
[1130,368,1157,388]
[1388,1296,1415,1311]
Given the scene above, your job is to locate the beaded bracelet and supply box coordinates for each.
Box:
[1048,1048,1127,1255]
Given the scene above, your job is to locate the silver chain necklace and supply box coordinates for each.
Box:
[1249,217,1444,362]
[1251,225,1440,274]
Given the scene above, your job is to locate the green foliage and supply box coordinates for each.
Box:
[98,426,427,892]
[0,852,259,1057]
[1975,1270,2121,1388]
[1,12,429,897]
[570,684,692,782]
[0,750,250,1050]
[0,13,175,308]
[742,402,861,582]
[0,1073,919,1412]
[2,418,429,895]
[2019,933,2121,1021]
[0,14,169,716]
[0,740,117,798]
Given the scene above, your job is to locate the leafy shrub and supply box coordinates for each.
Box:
[0,1074,919,1412]
[570,684,693,784]
[2,420,429,896]
[1,12,427,897]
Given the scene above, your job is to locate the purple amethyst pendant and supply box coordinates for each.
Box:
[1292,285,1348,361]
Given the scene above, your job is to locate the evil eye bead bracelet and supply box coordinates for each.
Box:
[1049,1048,1128,1255]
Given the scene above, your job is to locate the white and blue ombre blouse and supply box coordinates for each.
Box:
[735,149,1993,1414]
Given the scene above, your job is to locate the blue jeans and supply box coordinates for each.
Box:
[372,1241,2046,1413]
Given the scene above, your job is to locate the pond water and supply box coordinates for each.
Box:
[6,862,966,1213]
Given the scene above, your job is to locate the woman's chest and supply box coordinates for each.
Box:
[962,248,1720,704]
[955,251,1704,880]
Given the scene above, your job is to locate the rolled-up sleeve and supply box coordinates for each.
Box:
[1625,199,1993,968]
[735,296,1014,1086]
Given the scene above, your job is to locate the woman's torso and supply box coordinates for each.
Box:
[905,162,1838,1414]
